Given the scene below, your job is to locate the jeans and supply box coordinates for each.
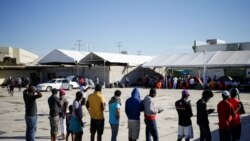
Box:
[145,119,159,141]
[110,124,119,141]
[25,115,37,141]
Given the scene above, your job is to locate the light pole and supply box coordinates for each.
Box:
[203,49,207,87]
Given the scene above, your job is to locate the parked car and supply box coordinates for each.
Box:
[36,78,79,91]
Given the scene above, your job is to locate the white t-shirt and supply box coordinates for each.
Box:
[72,100,83,118]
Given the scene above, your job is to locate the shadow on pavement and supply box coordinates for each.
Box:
[0,136,51,140]
[194,115,250,141]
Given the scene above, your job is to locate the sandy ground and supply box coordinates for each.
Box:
[0,87,250,141]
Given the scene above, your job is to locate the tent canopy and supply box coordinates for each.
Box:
[38,49,89,64]
[143,51,250,68]
[79,52,153,66]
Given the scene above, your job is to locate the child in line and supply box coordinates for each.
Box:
[66,105,73,141]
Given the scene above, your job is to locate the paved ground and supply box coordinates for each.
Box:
[0,87,250,141]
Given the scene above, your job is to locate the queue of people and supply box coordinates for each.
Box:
[22,84,245,141]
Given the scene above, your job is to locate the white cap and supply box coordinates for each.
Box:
[222,90,230,97]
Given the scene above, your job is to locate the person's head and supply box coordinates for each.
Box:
[28,85,36,93]
[149,88,157,98]
[59,89,65,97]
[181,89,190,101]
[114,90,121,97]
[222,90,230,100]
[202,89,214,102]
[230,88,239,98]
[68,105,73,113]
[51,88,57,95]
[95,84,102,92]
[76,91,83,100]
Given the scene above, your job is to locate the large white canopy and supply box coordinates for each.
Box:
[143,51,250,68]
[38,49,89,64]
[79,52,153,66]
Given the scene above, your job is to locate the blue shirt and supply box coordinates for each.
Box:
[109,102,121,124]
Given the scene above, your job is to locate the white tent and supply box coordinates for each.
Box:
[79,52,153,66]
[38,49,89,64]
[143,51,250,68]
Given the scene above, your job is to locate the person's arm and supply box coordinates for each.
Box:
[86,100,90,112]
[116,106,120,119]
[101,102,106,111]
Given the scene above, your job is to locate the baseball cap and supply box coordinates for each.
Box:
[222,90,230,97]
[182,90,190,97]
[230,88,239,95]
[59,89,65,95]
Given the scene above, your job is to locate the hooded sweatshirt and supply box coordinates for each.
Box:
[143,95,159,120]
[125,88,141,120]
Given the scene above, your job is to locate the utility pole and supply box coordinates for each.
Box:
[117,41,122,53]
[77,40,81,51]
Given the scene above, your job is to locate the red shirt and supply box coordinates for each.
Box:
[217,100,234,130]
[228,98,241,126]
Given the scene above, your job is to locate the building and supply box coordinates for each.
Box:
[192,39,250,52]
[0,46,39,65]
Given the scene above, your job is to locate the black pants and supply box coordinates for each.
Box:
[219,129,231,141]
[199,124,211,141]
[231,124,241,141]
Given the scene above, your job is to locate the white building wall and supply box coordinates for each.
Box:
[0,47,39,64]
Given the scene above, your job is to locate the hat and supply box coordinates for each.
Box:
[230,88,239,98]
[222,90,230,97]
[59,89,65,95]
[149,88,157,95]
[182,90,190,97]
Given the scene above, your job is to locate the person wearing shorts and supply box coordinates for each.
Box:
[48,88,61,141]
[175,90,193,141]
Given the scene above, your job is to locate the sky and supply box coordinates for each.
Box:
[0,0,250,57]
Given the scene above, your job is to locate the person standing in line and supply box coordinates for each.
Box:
[59,89,69,140]
[48,88,61,141]
[23,85,42,141]
[217,90,237,141]
[125,88,142,141]
[228,88,245,141]
[143,88,163,141]
[175,90,193,141]
[196,90,215,141]
[66,105,73,141]
[69,91,84,141]
[109,90,122,141]
[86,84,106,141]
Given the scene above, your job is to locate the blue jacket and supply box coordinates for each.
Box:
[125,88,141,120]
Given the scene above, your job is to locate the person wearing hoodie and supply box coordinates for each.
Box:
[109,90,122,141]
[125,88,142,141]
[143,88,163,141]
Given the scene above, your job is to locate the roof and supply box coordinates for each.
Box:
[38,49,89,64]
[143,51,250,68]
[79,52,153,66]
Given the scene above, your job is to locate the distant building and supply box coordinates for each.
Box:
[0,47,39,65]
[192,39,250,52]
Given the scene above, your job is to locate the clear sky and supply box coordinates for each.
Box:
[0,0,250,57]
